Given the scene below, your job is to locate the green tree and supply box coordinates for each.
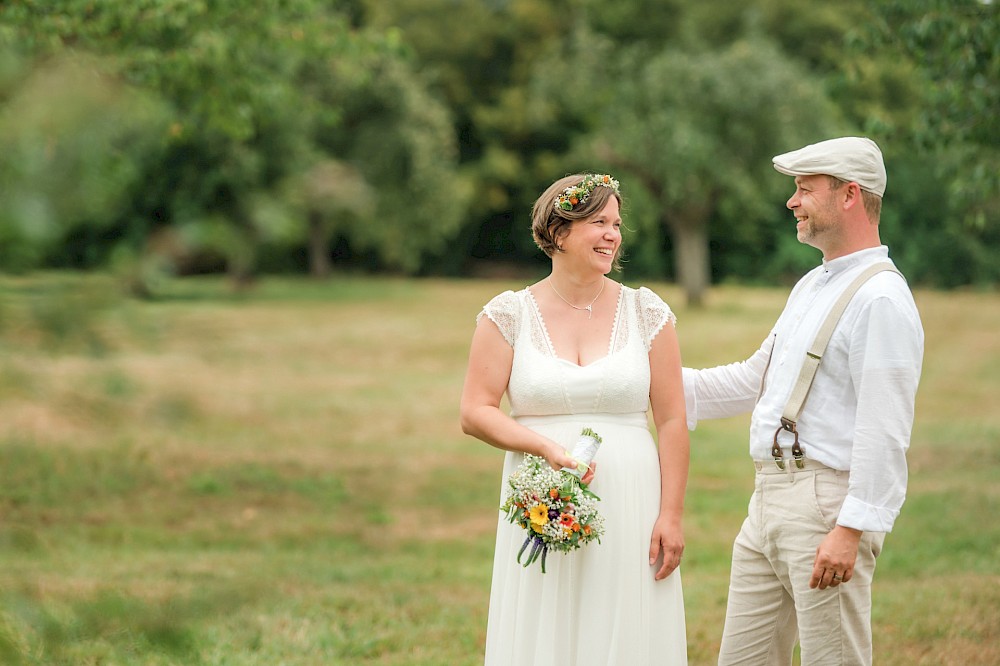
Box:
[0,0,465,289]
[281,158,372,279]
[318,44,470,274]
[360,0,600,274]
[848,0,1000,286]
[595,38,841,306]
[0,52,169,273]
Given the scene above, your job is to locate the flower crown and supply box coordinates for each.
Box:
[555,174,621,211]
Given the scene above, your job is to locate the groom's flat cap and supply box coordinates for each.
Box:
[772,137,886,197]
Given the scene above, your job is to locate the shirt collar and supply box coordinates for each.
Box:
[822,245,889,275]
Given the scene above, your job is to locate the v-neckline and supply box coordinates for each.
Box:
[525,283,625,368]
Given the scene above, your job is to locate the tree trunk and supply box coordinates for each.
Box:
[308,211,331,279]
[669,218,710,308]
[227,230,256,292]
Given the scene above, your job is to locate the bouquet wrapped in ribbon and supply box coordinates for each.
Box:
[499,428,605,573]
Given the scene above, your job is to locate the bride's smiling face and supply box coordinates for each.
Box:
[559,197,622,274]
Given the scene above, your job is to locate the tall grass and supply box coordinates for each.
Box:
[0,273,996,664]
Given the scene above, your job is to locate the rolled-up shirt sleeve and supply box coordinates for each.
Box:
[683,334,775,430]
[838,296,923,532]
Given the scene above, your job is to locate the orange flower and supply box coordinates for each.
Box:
[583,524,592,535]
[549,488,559,499]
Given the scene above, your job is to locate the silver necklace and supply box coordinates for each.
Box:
[549,278,605,319]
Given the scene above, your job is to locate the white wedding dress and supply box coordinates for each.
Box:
[479,284,687,665]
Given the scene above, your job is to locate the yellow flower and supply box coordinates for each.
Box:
[529,504,550,526]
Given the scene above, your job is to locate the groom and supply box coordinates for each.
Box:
[683,137,923,664]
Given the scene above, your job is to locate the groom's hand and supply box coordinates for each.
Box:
[810,525,861,590]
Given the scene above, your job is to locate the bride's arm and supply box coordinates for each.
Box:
[460,317,577,471]
[647,322,690,581]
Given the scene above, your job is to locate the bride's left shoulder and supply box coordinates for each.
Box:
[631,284,670,306]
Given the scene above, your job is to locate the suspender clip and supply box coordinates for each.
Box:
[772,419,805,470]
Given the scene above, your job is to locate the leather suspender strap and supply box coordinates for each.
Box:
[771,262,903,469]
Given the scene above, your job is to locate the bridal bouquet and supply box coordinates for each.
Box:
[499,428,605,573]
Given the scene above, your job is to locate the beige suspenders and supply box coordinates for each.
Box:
[770,262,903,470]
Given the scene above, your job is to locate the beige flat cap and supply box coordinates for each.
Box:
[773,136,886,197]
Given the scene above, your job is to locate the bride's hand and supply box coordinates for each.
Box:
[649,515,684,581]
[541,440,578,472]
[580,461,597,486]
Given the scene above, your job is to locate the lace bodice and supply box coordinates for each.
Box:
[478,285,676,417]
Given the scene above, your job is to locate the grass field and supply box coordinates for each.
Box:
[0,272,997,665]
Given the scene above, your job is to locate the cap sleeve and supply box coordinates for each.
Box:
[476,290,521,348]
[636,286,676,351]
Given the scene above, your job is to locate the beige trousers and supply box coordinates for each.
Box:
[718,460,884,666]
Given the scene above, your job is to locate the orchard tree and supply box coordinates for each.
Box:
[595,38,841,306]
[281,158,372,279]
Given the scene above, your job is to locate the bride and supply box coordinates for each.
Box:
[460,173,689,664]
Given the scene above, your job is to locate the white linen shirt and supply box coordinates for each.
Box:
[683,246,924,533]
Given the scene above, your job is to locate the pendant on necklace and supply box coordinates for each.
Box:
[585,305,593,319]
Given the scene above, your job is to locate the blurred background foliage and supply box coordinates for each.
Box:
[0,0,997,303]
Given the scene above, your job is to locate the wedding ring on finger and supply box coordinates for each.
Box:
[832,573,843,582]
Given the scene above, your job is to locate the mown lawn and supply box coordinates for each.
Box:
[0,273,997,665]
